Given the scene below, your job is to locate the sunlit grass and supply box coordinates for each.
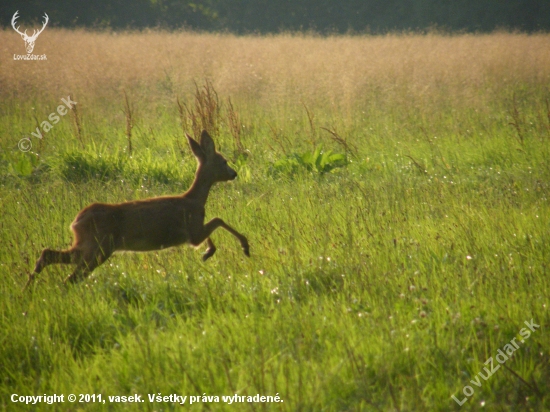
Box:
[1,31,549,411]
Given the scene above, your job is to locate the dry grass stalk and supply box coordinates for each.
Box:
[175,96,188,157]
[320,126,358,158]
[419,126,451,172]
[303,103,317,148]
[404,155,428,174]
[70,94,84,148]
[184,79,221,139]
[509,93,524,145]
[267,122,292,155]
[122,89,134,155]
[32,114,44,154]
[226,97,244,156]
[176,96,186,135]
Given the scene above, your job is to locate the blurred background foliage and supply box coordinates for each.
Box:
[1,0,549,33]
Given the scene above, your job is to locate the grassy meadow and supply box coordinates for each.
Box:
[1,29,550,411]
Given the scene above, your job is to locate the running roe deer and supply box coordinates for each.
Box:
[24,130,249,290]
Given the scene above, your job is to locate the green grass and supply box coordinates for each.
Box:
[1,83,549,411]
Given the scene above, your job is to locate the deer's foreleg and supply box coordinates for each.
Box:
[202,238,217,261]
[194,218,250,258]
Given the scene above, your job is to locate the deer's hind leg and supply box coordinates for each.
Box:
[64,241,113,284]
[23,248,82,291]
[34,248,77,273]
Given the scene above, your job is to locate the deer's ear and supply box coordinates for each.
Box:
[186,133,205,161]
[200,130,216,158]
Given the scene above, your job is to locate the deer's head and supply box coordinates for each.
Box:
[186,130,238,183]
[11,11,49,54]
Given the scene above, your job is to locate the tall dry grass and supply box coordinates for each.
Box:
[1,29,549,112]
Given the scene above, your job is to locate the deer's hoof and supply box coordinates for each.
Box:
[203,248,216,261]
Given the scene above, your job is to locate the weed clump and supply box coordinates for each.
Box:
[269,145,348,178]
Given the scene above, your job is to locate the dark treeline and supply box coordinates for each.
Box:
[1,0,548,33]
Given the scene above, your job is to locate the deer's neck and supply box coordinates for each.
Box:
[184,167,214,205]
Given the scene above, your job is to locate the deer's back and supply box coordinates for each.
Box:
[71,196,204,251]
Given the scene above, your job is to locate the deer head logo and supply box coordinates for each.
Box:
[11,11,49,54]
